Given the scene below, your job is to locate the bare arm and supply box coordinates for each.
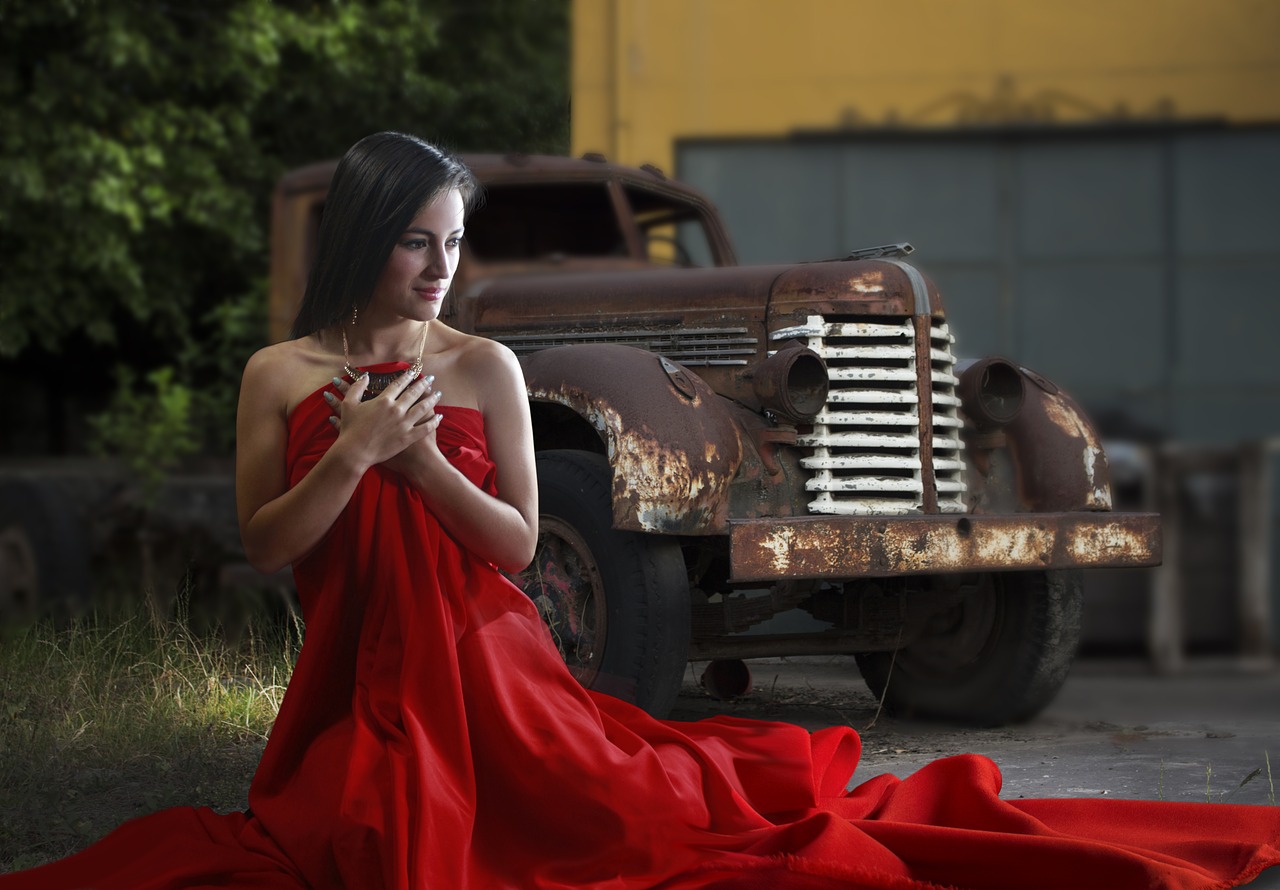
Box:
[235,348,443,574]
[376,341,538,572]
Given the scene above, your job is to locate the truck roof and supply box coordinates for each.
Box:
[274,152,709,203]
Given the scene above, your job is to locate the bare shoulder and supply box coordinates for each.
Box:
[243,339,295,380]
[461,331,519,369]
[240,337,335,418]
[438,325,517,362]
[241,341,294,403]
[460,334,525,408]
[431,325,524,410]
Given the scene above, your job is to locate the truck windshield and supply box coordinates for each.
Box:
[465,183,624,261]
[464,181,715,268]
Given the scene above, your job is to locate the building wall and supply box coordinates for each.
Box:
[572,0,1280,171]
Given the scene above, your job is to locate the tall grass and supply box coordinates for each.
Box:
[0,601,298,872]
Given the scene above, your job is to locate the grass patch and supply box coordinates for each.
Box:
[0,603,298,872]
[1158,755,1277,806]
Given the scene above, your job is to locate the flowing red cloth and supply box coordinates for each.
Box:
[4,370,1278,889]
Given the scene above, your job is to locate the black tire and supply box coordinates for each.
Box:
[0,478,93,627]
[507,450,691,717]
[855,570,1082,727]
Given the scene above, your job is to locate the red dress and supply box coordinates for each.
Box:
[4,372,1278,889]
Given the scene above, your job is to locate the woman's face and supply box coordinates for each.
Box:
[370,188,466,322]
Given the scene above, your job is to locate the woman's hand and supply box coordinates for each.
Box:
[325,371,444,471]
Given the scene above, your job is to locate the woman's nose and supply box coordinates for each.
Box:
[425,245,449,277]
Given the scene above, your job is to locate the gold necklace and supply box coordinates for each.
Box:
[341,322,429,399]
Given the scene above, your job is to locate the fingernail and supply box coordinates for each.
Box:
[426,375,435,386]
[323,391,334,402]
[328,416,338,426]
[332,377,344,386]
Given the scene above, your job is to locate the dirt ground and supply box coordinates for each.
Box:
[669,654,1280,807]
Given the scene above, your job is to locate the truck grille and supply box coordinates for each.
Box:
[498,327,758,366]
[774,315,967,515]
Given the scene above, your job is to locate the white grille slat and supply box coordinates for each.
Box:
[823,321,913,338]
[802,455,922,470]
[825,389,918,405]
[806,496,926,516]
[807,477,924,493]
[798,431,921,449]
[832,368,917,383]
[820,344,916,361]
[816,411,920,427]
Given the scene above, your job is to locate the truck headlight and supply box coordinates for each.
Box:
[957,357,1024,430]
[754,344,829,424]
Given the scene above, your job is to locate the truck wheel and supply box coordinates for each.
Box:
[855,570,1082,727]
[0,479,93,627]
[508,450,691,717]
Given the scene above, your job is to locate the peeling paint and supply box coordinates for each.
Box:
[1005,376,1116,513]
[615,427,721,532]
[760,527,795,575]
[1043,396,1095,444]
[848,271,889,295]
[1085,445,1113,509]
[729,513,1160,581]
[523,346,743,535]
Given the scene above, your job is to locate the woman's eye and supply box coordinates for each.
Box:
[403,239,427,249]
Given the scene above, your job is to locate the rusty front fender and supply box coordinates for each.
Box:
[521,345,744,535]
[1004,368,1114,512]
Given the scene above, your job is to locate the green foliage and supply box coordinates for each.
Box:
[0,0,569,452]
[88,365,201,497]
[187,282,270,454]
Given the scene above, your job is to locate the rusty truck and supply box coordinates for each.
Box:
[0,151,1160,727]
[266,152,1160,725]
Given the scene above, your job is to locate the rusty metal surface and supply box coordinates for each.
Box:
[728,512,1161,581]
[767,260,944,326]
[1000,368,1114,512]
[457,265,774,338]
[460,263,946,361]
[521,345,743,535]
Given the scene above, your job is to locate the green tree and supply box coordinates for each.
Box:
[0,0,568,454]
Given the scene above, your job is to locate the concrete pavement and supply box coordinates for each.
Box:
[670,655,1280,804]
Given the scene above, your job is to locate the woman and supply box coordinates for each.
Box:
[3,131,1277,889]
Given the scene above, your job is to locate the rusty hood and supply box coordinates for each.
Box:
[456,258,945,341]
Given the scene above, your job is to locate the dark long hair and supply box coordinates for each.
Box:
[289,132,481,339]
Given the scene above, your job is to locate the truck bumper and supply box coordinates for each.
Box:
[728,512,1161,581]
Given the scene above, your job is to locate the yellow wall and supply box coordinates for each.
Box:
[572,0,1280,172]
